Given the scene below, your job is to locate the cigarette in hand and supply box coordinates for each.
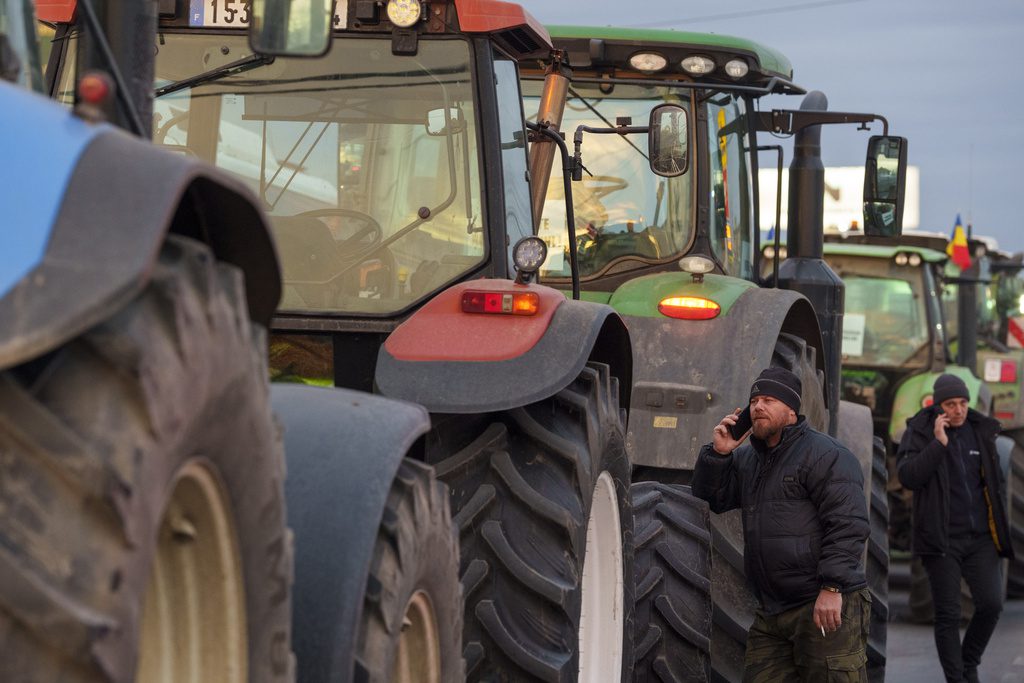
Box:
[820,626,826,637]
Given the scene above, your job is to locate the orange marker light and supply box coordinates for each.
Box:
[658,296,721,320]
[461,290,540,316]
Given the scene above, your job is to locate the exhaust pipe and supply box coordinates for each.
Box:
[777,91,844,436]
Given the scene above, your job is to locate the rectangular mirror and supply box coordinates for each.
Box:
[862,135,907,237]
[425,107,465,136]
[648,103,689,177]
[249,0,334,58]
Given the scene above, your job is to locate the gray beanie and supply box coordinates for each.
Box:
[933,373,970,406]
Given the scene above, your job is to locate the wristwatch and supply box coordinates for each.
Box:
[822,585,841,594]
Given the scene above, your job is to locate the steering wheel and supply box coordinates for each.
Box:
[154,109,190,146]
[581,174,628,199]
[293,208,384,261]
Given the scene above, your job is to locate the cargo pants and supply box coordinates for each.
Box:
[742,588,871,682]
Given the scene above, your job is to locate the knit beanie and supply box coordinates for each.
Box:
[749,367,802,413]
[933,373,970,406]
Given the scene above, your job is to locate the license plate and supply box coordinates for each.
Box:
[189,0,348,29]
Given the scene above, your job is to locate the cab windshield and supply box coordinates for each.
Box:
[522,81,694,279]
[1,0,44,92]
[830,256,932,368]
[105,33,486,316]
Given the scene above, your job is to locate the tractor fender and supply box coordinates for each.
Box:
[376,279,632,413]
[888,367,987,443]
[0,87,279,370]
[624,286,825,470]
[270,384,431,683]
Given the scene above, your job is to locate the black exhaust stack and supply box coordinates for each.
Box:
[777,91,844,435]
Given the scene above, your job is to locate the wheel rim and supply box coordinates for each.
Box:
[392,590,442,683]
[578,471,625,682]
[137,460,247,683]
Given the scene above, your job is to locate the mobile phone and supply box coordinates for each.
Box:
[728,406,753,441]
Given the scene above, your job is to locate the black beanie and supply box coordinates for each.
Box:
[749,367,802,413]
[933,373,970,406]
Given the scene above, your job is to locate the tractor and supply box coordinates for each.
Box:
[519,26,906,682]
[40,1,641,681]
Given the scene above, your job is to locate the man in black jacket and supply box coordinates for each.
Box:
[897,373,1013,683]
[693,367,870,682]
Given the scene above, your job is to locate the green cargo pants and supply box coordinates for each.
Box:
[742,588,871,682]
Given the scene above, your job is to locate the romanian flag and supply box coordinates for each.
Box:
[946,215,971,270]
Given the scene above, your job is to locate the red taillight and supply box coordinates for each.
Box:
[995,411,1016,421]
[461,290,540,316]
[658,296,721,320]
[1000,360,1018,384]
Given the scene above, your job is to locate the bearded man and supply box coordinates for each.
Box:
[692,367,871,682]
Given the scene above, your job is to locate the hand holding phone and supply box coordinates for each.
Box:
[934,411,950,446]
[728,406,753,441]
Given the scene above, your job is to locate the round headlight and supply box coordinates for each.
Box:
[764,246,776,260]
[681,55,716,75]
[629,52,668,73]
[779,247,788,259]
[895,253,909,266]
[513,236,548,274]
[386,0,422,28]
[908,253,922,267]
[724,59,749,79]
[679,255,716,275]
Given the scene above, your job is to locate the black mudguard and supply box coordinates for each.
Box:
[0,128,279,370]
[271,384,430,683]
[375,299,632,413]
[626,287,824,470]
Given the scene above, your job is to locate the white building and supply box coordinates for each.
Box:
[758,166,920,233]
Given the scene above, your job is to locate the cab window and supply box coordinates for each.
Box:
[706,93,754,279]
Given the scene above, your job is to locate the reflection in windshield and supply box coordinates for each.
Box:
[842,275,929,367]
[150,34,485,315]
[522,82,693,279]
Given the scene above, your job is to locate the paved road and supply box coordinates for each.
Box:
[886,597,1024,682]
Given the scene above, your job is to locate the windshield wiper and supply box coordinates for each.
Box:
[156,53,273,98]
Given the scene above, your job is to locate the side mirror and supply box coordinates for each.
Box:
[425,107,465,136]
[648,104,689,177]
[862,135,907,237]
[249,0,334,58]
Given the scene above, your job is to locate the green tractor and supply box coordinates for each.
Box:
[520,25,907,682]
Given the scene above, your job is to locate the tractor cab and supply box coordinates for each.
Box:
[521,27,906,294]
[41,0,567,389]
[818,241,952,429]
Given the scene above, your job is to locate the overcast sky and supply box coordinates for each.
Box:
[516,0,1024,252]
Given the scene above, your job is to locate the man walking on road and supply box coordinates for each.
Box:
[897,373,1014,683]
[693,367,871,682]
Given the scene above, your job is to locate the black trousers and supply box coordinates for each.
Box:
[921,533,1004,683]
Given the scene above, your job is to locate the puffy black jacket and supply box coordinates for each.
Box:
[692,418,869,615]
[896,407,1013,559]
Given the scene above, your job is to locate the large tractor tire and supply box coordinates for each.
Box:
[0,236,292,682]
[435,362,634,683]
[632,483,712,682]
[908,556,974,624]
[866,436,890,683]
[1007,437,1024,598]
[709,333,827,682]
[355,459,464,683]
